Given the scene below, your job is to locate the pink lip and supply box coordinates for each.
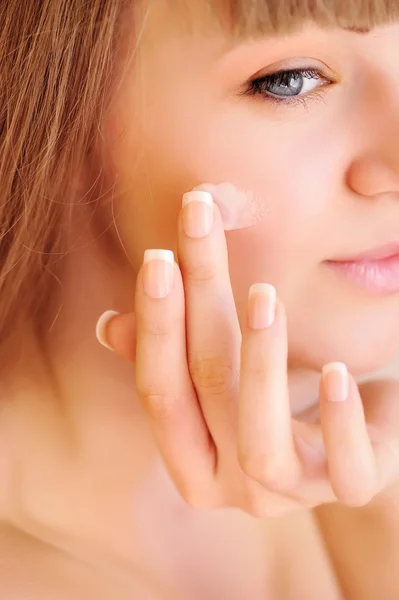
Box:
[326,242,399,295]
[333,242,399,263]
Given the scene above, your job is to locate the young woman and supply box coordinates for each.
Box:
[1,1,399,598]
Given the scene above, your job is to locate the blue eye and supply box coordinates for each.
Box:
[248,69,329,102]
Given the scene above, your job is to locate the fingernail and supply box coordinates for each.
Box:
[95,310,120,351]
[247,283,276,329]
[143,249,175,298]
[322,362,349,402]
[182,191,214,238]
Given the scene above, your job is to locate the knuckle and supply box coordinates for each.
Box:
[189,355,235,396]
[184,262,216,285]
[260,465,287,490]
[139,392,180,421]
[239,449,298,492]
[246,363,268,385]
[239,449,281,488]
[140,313,173,337]
[241,345,271,384]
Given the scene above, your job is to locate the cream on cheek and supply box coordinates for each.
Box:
[191,182,268,231]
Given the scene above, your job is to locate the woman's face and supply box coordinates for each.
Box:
[104,4,399,375]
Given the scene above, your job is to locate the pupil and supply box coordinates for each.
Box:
[270,72,303,97]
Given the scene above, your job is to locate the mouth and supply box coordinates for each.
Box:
[325,242,399,295]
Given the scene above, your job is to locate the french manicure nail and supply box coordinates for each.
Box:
[143,249,175,298]
[182,190,214,238]
[95,310,120,351]
[322,362,349,402]
[247,283,277,329]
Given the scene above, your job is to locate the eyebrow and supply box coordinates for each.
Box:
[344,27,371,34]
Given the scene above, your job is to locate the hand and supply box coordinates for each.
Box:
[98,191,399,517]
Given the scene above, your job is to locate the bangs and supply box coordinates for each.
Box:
[206,0,399,36]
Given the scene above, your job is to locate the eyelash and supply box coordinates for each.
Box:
[245,68,332,106]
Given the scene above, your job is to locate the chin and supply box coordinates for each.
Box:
[290,315,399,378]
[336,342,399,377]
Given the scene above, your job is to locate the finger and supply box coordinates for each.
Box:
[177,190,241,448]
[135,249,216,501]
[238,285,301,491]
[96,310,136,361]
[320,364,379,507]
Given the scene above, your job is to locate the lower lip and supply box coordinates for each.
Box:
[326,254,399,295]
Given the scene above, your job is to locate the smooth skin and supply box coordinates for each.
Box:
[1,3,399,598]
[103,193,399,516]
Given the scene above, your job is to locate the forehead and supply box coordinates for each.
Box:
[187,0,399,37]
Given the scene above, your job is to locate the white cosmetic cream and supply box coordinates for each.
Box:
[192,182,267,231]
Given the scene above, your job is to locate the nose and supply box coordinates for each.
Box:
[347,154,399,198]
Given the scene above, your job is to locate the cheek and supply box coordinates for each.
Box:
[138,97,342,251]
[180,111,348,307]
[186,115,341,267]
[107,79,345,282]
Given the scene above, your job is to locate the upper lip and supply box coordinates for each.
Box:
[330,241,399,263]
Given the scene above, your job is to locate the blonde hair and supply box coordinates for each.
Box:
[0,0,397,345]
[214,0,399,36]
